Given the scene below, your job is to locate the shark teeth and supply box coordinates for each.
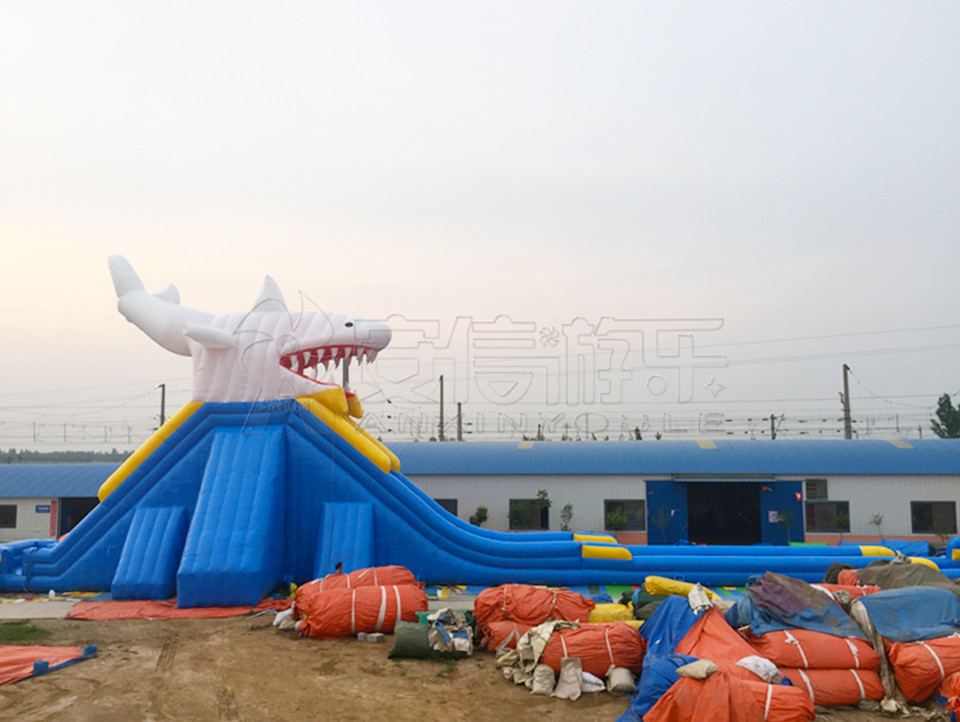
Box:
[280,345,379,382]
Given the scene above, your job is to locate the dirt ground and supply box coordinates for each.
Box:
[0,614,947,722]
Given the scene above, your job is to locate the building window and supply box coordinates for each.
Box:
[911,501,957,535]
[509,499,549,530]
[604,500,646,531]
[805,501,850,533]
[805,479,828,500]
[0,505,16,529]
[434,498,458,516]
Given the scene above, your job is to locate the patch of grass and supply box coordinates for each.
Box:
[0,620,52,643]
[392,660,407,677]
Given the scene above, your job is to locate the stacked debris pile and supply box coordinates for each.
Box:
[478,583,643,700]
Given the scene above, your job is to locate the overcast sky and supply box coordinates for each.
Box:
[1,2,958,448]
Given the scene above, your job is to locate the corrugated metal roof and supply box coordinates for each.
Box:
[391,439,960,476]
[2,439,959,496]
[0,463,118,498]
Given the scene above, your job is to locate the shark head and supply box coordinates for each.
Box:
[109,254,391,412]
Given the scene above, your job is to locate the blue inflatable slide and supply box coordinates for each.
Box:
[0,399,947,607]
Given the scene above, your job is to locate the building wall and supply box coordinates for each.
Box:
[409,472,960,542]
[0,497,57,543]
[793,473,960,540]
[410,473,647,533]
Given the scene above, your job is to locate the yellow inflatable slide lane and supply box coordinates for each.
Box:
[297,395,400,474]
[644,575,722,603]
[98,402,204,501]
[98,390,399,503]
[859,545,895,557]
[855,544,936,568]
[574,533,618,544]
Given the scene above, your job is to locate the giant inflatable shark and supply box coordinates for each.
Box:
[108,254,391,414]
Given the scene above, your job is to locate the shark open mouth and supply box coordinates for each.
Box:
[279,345,379,382]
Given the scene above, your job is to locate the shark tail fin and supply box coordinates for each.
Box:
[108,254,145,298]
[153,284,181,304]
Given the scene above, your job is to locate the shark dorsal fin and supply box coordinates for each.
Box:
[153,284,180,304]
[253,276,287,312]
[184,323,236,349]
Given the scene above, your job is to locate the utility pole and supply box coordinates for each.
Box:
[456,402,463,441]
[438,375,445,441]
[770,414,776,440]
[158,383,166,427]
[841,364,853,439]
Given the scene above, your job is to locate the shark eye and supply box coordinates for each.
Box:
[345,321,354,327]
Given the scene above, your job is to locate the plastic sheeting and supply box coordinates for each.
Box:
[0,645,97,686]
[639,595,701,656]
[67,598,292,620]
[725,572,865,639]
[855,560,960,597]
[857,587,960,642]
[617,653,699,721]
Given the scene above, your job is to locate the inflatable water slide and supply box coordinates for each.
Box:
[0,257,946,606]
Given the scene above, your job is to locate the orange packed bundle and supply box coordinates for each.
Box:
[939,670,960,714]
[473,584,595,634]
[539,622,644,677]
[812,583,881,599]
[296,584,427,638]
[644,671,815,722]
[887,636,960,702]
[779,667,884,706]
[480,620,533,651]
[743,629,880,671]
[298,565,420,595]
[836,569,861,586]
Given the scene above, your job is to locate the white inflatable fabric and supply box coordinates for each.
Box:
[109,255,391,403]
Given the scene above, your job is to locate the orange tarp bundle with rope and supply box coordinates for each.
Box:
[778,667,884,706]
[643,670,815,722]
[473,584,595,633]
[295,584,427,638]
[480,620,534,651]
[887,636,960,702]
[743,629,880,671]
[539,622,645,677]
[296,565,420,594]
